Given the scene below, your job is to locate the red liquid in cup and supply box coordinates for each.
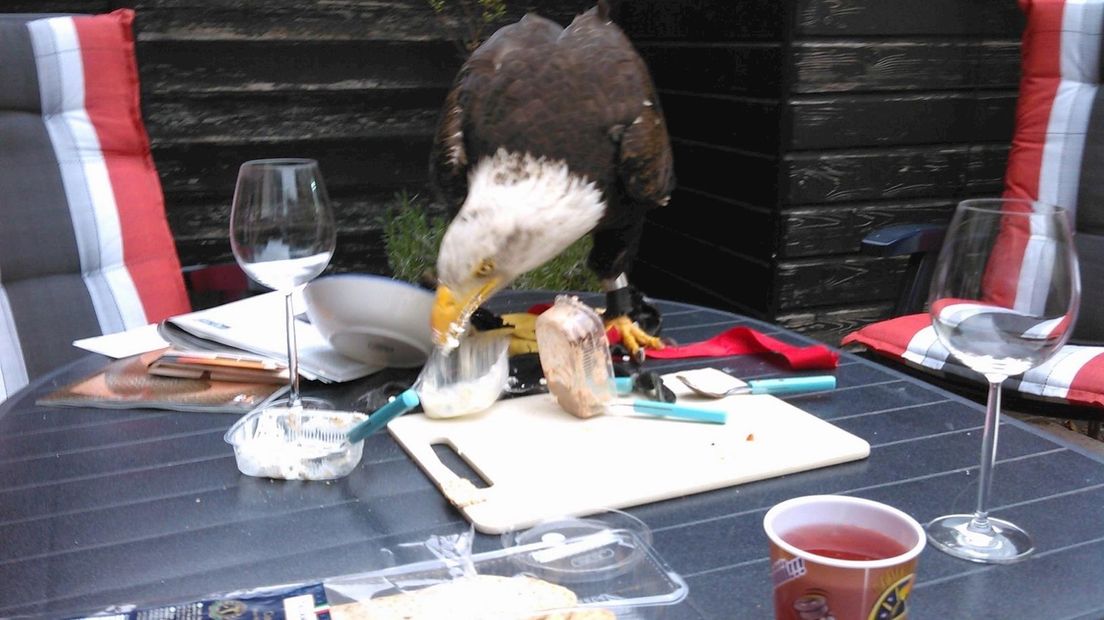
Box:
[782,523,910,561]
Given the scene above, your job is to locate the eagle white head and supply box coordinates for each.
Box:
[431,149,605,347]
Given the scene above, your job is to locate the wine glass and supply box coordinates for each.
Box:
[926,198,1080,563]
[230,158,336,410]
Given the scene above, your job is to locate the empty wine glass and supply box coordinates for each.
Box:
[926,198,1080,563]
[230,158,336,410]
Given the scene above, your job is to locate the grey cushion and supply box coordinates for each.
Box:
[0,11,190,401]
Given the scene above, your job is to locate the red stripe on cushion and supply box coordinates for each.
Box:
[981,205,1034,308]
[841,313,930,358]
[1065,353,1104,408]
[72,10,190,322]
[1005,0,1064,201]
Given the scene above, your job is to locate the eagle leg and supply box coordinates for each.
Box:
[601,277,664,362]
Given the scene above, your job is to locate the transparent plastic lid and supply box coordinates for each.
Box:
[324,512,687,617]
[499,510,654,584]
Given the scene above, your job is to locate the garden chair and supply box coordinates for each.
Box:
[842,0,1104,437]
[0,10,191,401]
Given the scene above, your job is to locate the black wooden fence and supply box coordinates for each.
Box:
[622,0,1025,343]
[6,1,1025,344]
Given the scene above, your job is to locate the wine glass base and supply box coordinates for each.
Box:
[265,395,336,412]
[926,514,1035,564]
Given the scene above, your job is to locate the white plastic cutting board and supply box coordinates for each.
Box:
[388,368,869,534]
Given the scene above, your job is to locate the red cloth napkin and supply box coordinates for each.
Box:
[641,326,839,370]
[524,303,839,370]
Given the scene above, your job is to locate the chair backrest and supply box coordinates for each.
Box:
[0,9,190,401]
[1003,0,1104,344]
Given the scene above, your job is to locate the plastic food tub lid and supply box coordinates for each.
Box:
[499,510,657,584]
[325,511,687,614]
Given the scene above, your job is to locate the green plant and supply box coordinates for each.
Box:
[428,0,508,53]
[382,191,600,293]
[382,191,449,287]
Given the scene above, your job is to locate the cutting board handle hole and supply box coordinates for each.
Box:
[431,441,492,489]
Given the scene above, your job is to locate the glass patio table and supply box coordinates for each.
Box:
[1,290,1102,618]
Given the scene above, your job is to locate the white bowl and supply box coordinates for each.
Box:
[303,274,434,368]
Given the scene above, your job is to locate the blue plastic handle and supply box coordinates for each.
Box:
[746,375,836,395]
[627,400,726,424]
[346,389,421,444]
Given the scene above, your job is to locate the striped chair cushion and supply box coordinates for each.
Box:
[1004,0,1104,346]
[0,10,189,401]
[843,313,1104,408]
[843,0,1104,410]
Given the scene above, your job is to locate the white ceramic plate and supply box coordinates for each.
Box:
[303,274,434,368]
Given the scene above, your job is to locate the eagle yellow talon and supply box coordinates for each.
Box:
[605,315,664,358]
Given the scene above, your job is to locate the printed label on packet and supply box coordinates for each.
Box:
[65,583,330,620]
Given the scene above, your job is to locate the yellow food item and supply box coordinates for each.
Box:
[502,312,540,356]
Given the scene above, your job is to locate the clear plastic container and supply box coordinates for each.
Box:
[417,330,510,419]
[324,511,687,618]
[224,407,368,480]
[535,296,617,418]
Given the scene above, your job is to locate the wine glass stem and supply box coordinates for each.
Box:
[285,291,302,407]
[970,377,1004,534]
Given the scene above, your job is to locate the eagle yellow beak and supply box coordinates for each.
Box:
[431,280,499,347]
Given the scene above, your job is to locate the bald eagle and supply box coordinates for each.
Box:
[428,0,674,357]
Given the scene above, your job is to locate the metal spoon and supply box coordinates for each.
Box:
[676,373,836,398]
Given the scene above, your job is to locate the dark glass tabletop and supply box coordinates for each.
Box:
[2,291,1102,618]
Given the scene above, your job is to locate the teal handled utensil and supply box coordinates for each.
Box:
[613,399,727,424]
[346,389,421,444]
[675,374,837,398]
[611,377,726,424]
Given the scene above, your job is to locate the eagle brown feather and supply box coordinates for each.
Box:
[428,4,674,280]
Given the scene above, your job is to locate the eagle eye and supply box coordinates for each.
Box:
[474,259,495,277]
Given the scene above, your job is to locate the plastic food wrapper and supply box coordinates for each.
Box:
[66,512,686,620]
[417,330,510,419]
[535,296,617,419]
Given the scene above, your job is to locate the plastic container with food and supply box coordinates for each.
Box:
[323,510,687,619]
[535,295,617,419]
[417,330,510,419]
[224,407,368,481]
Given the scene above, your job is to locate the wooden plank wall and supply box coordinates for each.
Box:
[626,0,1025,344]
[132,0,598,275]
[620,0,785,322]
[5,0,593,277]
[6,1,1024,344]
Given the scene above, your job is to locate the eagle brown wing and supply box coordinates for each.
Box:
[428,2,674,281]
[617,73,675,210]
[555,7,674,219]
[428,14,564,216]
[428,78,468,213]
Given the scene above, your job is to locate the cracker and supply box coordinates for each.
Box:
[330,574,580,620]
